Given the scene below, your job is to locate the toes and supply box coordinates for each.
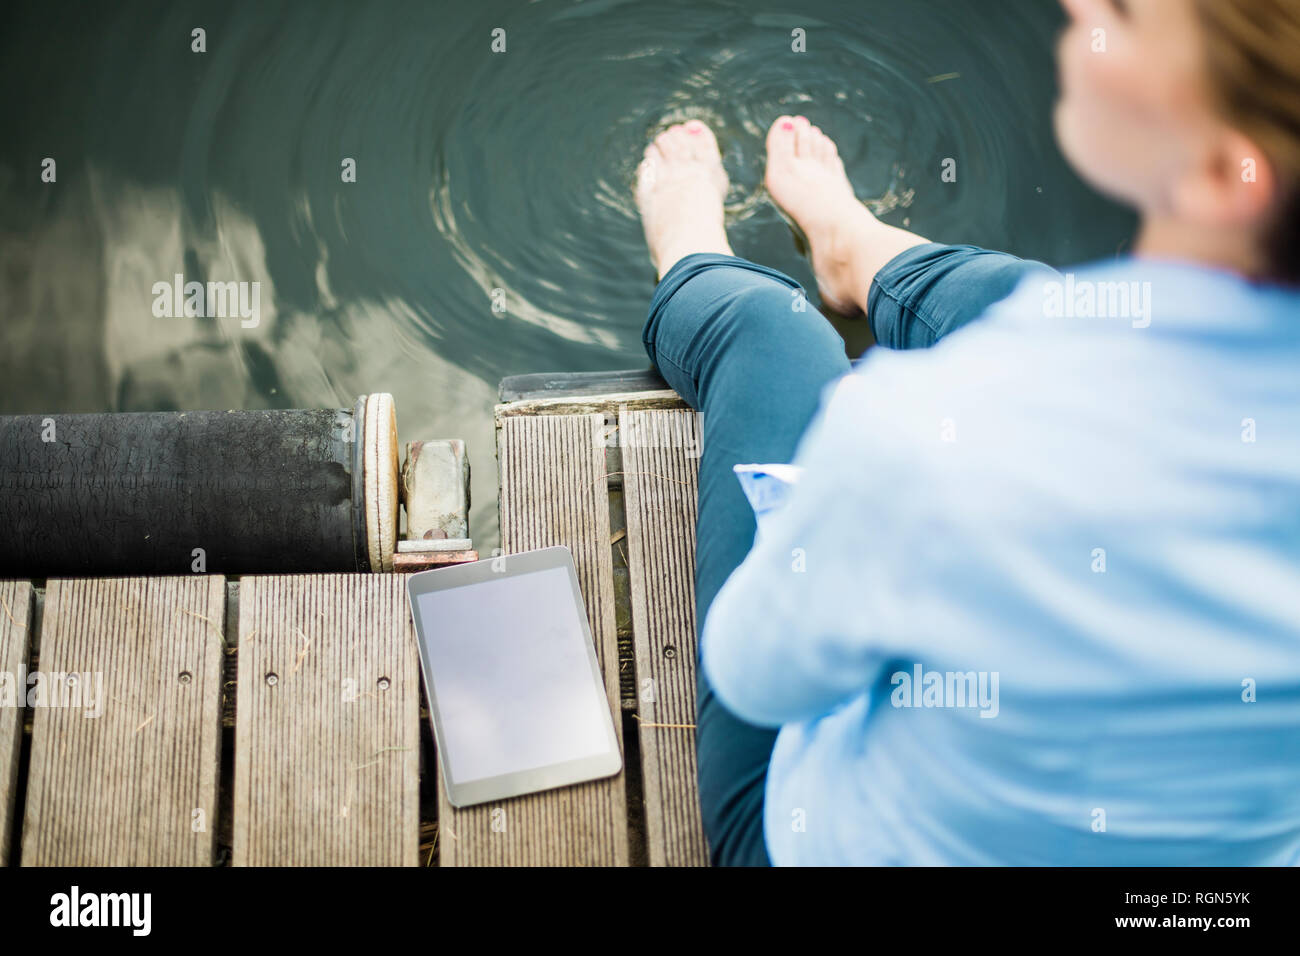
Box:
[814,125,840,163]
[653,126,685,161]
[636,157,657,191]
[655,124,686,159]
[681,119,720,159]
[766,115,798,156]
[784,116,839,164]
[811,125,831,161]
[637,140,665,188]
[652,120,722,164]
[793,116,815,158]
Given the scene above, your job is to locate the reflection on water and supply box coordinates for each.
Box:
[0,0,1133,553]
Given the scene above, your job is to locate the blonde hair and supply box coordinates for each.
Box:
[1194,0,1300,282]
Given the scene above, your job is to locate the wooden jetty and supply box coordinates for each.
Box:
[1,369,712,866]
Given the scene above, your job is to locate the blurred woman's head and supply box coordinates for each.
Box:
[1053,0,1300,283]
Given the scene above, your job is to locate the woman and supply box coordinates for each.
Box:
[634,0,1300,865]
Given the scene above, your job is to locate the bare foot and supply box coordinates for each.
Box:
[636,120,733,279]
[764,115,927,315]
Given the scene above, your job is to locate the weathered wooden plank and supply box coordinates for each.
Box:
[494,389,687,427]
[620,409,710,867]
[233,573,419,866]
[499,367,670,402]
[21,576,224,866]
[441,413,627,866]
[0,581,33,867]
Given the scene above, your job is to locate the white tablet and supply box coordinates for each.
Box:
[406,545,622,807]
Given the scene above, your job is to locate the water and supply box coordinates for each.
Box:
[0,0,1134,553]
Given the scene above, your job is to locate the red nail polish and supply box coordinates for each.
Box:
[781,121,794,130]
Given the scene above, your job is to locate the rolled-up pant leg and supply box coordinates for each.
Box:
[866,242,1058,347]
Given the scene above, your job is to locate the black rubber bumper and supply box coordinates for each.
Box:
[0,406,369,576]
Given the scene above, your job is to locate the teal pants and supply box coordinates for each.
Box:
[641,243,1054,865]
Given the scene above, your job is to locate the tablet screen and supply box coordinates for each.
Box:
[415,564,612,785]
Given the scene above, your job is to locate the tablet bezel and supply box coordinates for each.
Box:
[406,545,623,808]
